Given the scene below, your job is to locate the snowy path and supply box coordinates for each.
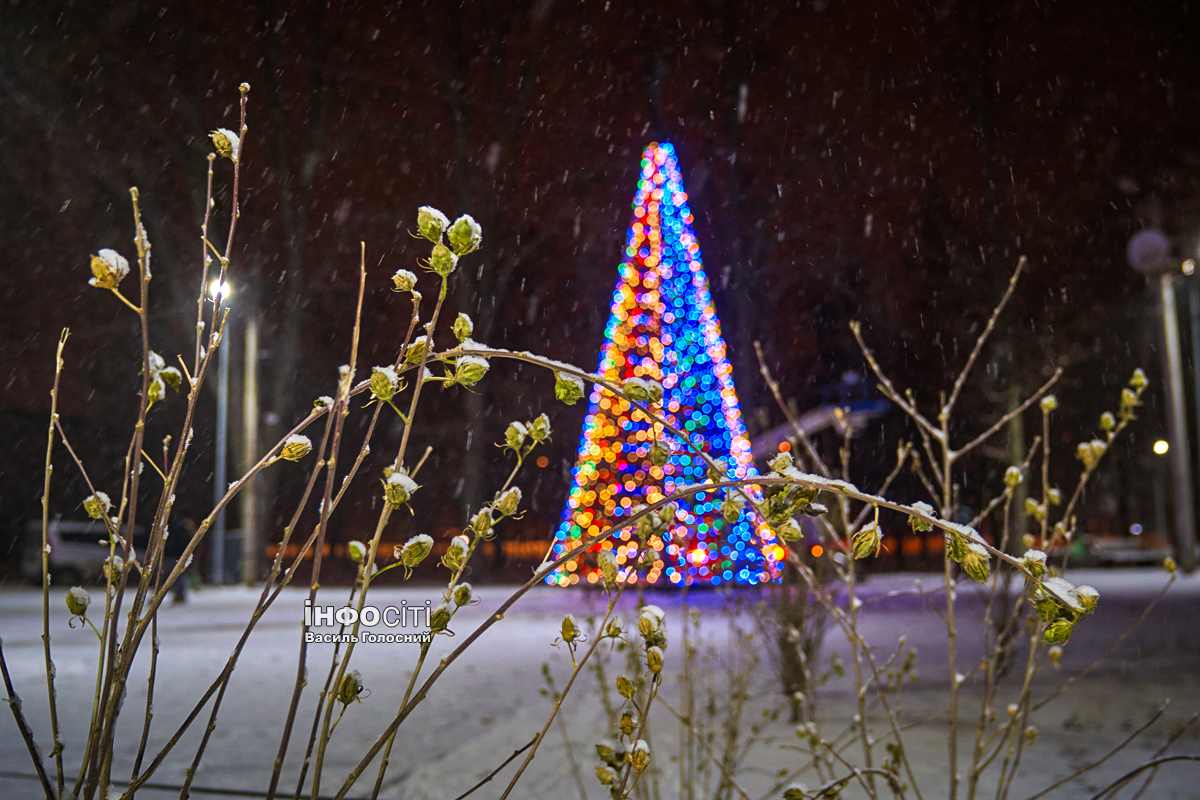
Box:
[1,569,1197,799]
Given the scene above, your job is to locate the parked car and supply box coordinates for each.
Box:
[21,518,146,585]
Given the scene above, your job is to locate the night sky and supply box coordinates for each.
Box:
[2,0,1198,580]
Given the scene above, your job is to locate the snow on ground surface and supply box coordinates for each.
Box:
[1,568,1198,799]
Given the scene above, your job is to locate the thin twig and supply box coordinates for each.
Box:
[450,736,538,800]
[1,638,56,799]
[1088,756,1200,800]
[1021,701,1168,800]
[953,370,1062,462]
[943,257,1026,420]
[40,329,69,797]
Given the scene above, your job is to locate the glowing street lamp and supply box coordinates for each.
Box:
[209,278,232,301]
[1127,229,1197,572]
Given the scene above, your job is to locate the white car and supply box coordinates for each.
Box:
[21,519,145,585]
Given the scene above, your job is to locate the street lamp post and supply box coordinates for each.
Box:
[210,279,232,585]
[1128,230,1198,572]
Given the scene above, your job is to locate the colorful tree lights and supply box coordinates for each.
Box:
[549,142,780,588]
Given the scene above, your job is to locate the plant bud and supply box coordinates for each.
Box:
[944,529,969,563]
[384,471,419,507]
[404,336,427,365]
[505,421,528,452]
[453,582,473,607]
[554,371,585,404]
[962,543,991,583]
[604,618,624,638]
[392,268,418,292]
[1048,645,1063,670]
[648,440,669,467]
[722,495,743,523]
[347,540,367,564]
[336,670,363,705]
[454,356,489,387]
[280,434,313,462]
[1071,584,1099,614]
[1024,498,1045,523]
[783,784,809,800]
[1043,620,1072,645]
[1076,441,1098,470]
[442,534,470,572]
[209,128,240,161]
[560,614,581,644]
[1022,533,1035,549]
[1039,394,1057,413]
[1023,726,1038,743]
[598,550,619,586]
[84,491,112,520]
[1099,411,1115,432]
[1004,466,1023,488]
[314,395,333,409]
[707,459,728,483]
[594,765,618,786]
[616,675,635,699]
[447,214,482,255]
[851,523,882,559]
[595,740,621,767]
[452,312,473,342]
[1165,556,1178,574]
[470,509,493,537]
[66,586,90,617]
[103,555,124,582]
[1021,549,1048,579]
[1119,388,1138,418]
[768,451,794,473]
[160,366,182,392]
[637,605,665,640]
[630,739,650,773]
[775,518,803,542]
[1129,368,1147,389]
[417,206,450,242]
[370,366,400,402]
[88,249,131,290]
[646,379,663,403]
[428,243,458,277]
[619,710,637,736]
[529,413,551,443]
[429,602,452,633]
[623,377,652,403]
[638,549,658,569]
[146,377,165,411]
[646,645,664,673]
[495,486,522,517]
[908,511,933,532]
[396,534,433,569]
[1047,488,1061,506]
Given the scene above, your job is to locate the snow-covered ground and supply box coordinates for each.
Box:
[1,568,1198,799]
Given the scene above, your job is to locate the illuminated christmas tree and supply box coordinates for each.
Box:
[548,142,782,588]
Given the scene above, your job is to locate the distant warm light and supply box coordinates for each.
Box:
[549,142,774,588]
[1184,259,1196,276]
[810,544,824,558]
[209,279,232,300]
[778,441,792,453]
[1154,439,1170,455]
[536,456,549,468]
[1130,523,1143,536]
